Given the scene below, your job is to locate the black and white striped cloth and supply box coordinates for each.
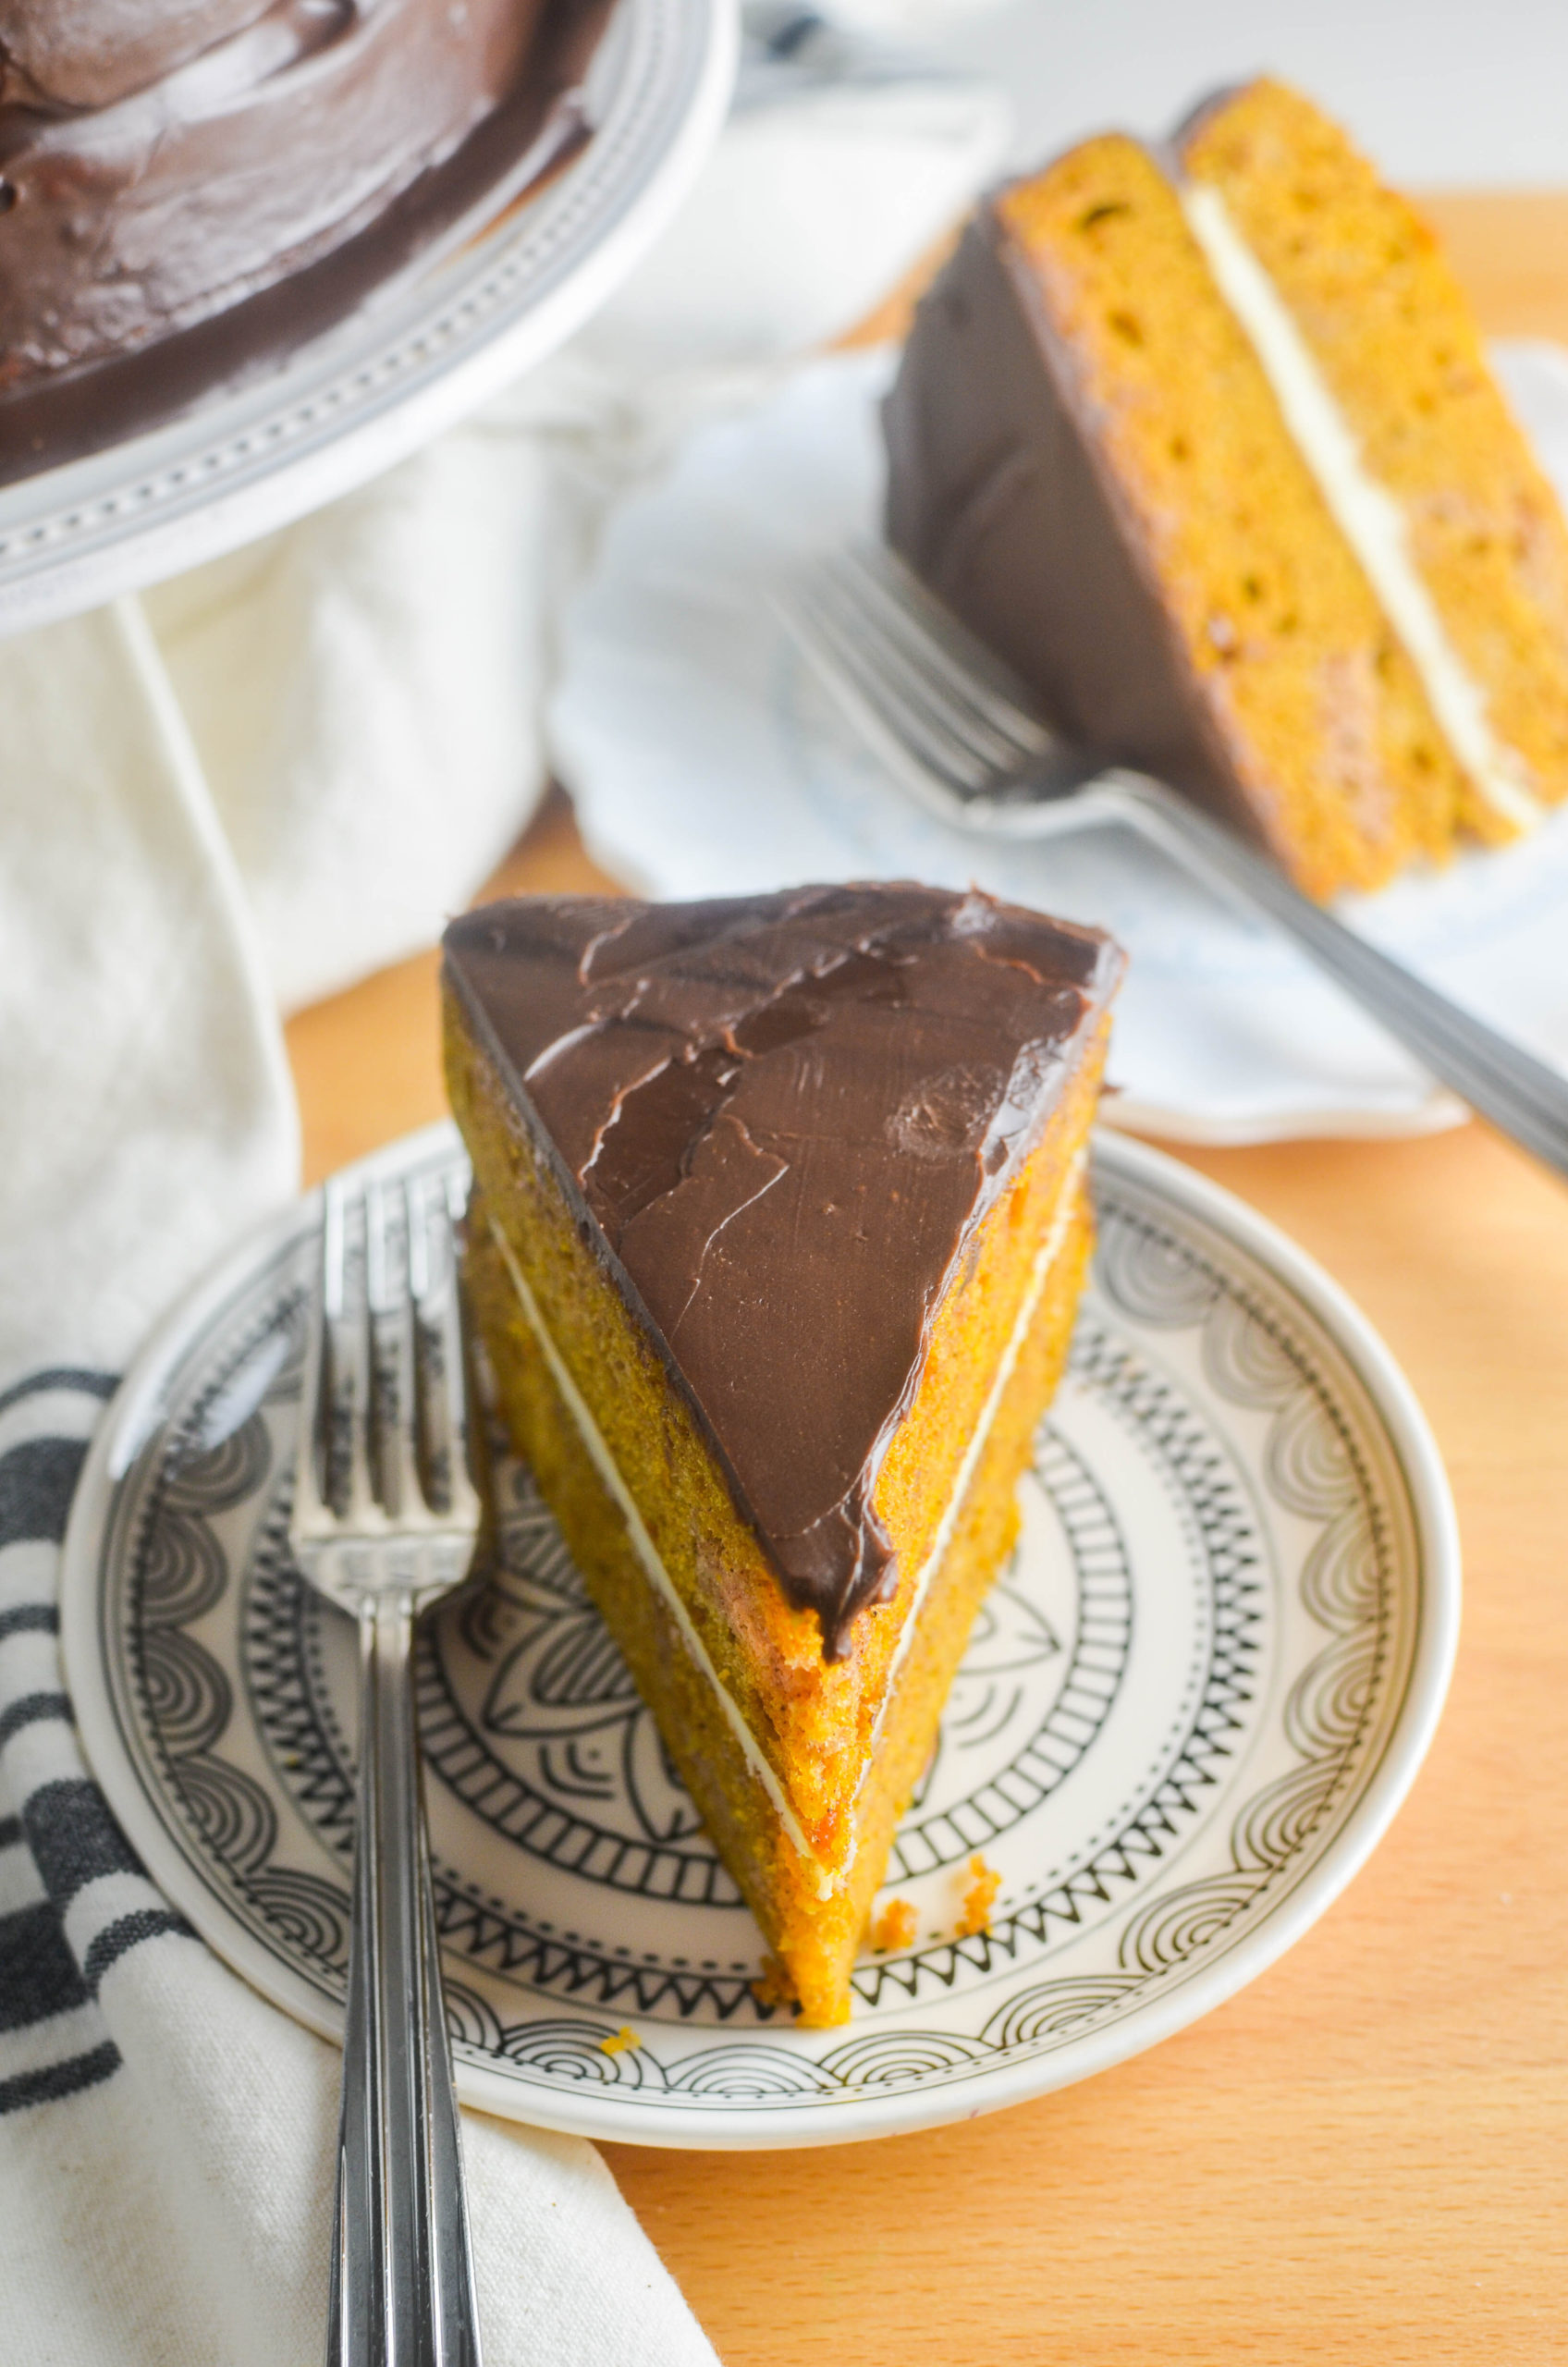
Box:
[0,1378,718,2367]
[0,1367,189,2119]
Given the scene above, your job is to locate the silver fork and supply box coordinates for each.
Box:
[780,543,1568,1184]
[290,1169,484,2367]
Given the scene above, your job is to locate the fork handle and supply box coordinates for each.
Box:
[331,1594,483,2367]
[1102,772,1568,1183]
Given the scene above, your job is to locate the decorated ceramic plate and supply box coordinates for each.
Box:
[0,0,733,640]
[61,1122,1457,2148]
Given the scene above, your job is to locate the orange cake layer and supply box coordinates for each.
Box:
[992,137,1467,895]
[1183,80,1568,828]
[443,886,1122,2023]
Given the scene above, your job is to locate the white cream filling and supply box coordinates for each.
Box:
[484,1149,1084,1900]
[484,1211,830,1889]
[862,1144,1088,1780]
[1181,181,1540,833]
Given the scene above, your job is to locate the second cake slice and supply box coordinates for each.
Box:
[443,883,1123,2024]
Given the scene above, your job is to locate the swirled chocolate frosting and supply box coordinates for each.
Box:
[444,884,1122,1653]
[0,0,607,481]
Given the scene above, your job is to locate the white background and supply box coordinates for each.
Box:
[920,0,1565,184]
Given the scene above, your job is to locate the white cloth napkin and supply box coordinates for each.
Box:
[0,602,717,2366]
[0,16,1012,2361]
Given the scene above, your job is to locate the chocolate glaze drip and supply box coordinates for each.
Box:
[881,177,1274,852]
[444,885,1122,1656]
[0,0,608,484]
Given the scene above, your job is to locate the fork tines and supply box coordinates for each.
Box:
[293,1170,481,1575]
[778,544,1092,822]
[838,546,1053,754]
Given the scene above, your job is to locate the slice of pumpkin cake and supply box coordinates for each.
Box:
[1177,79,1568,840]
[884,79,1568,899]
[442,884,1123,2026]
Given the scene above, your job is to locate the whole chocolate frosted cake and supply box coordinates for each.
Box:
[0,0,604,478]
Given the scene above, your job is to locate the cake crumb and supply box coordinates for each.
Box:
[957,1855,1001,1937]
[870,1898,918,1953]
[751,1956,799,2012]
[600,2026,641,2057]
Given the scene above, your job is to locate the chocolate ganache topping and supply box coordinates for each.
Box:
[444,884,1122,1654]
[881,186,1274,852]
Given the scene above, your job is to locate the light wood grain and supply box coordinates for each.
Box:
[284,196,1568,2364]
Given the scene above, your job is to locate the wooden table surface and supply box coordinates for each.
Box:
[285,197,1568,2363]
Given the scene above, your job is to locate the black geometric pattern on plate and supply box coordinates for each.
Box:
[111,1163,1400,2107]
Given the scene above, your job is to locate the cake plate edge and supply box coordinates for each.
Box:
[0,0,737,641]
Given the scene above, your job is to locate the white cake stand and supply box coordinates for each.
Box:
[0,0,736,640]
